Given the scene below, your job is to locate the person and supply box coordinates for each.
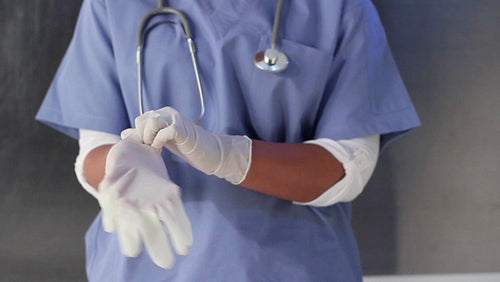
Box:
[36,0,420,281]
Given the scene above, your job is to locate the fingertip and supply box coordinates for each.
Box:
[120,128,135,140]
[117,224,142,258]
[176,244,192,256]
[148,240,175,269]
[151,126,177,149]
[101,216,116,233]
[135,111,155,138]
[156,256,175,269]
[123,247,142,258]
[144,116,168,145]
[152,143,164,153]
[120,239,142,258]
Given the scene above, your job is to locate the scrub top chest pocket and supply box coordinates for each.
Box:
[244,36,332,142]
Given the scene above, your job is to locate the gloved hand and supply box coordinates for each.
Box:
[97,130,193,269]
[132,106,252,184]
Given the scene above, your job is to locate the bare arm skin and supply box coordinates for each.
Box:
[240,140,345,203]
[83,141,345,202]
[83,144,113,189]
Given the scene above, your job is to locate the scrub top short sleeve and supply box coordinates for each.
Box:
[315,1,420,150]
[35,0,129,139]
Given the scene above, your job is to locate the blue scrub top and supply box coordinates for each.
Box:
[36,0,420,281]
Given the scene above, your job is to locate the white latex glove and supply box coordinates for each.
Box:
[97,130,193,269]
[132,106,252,185]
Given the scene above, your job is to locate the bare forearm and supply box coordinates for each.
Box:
[83,144,113,189]
[240,140,345,203]
[81,139,346,201]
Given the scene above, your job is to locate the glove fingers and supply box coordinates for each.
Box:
[144,114,168,145]
[137,210,175,269]
[157,200,193,256]
[174,114,199,154]
[151,126,178,151]
[98,191,120,233]
[117,215,142,257]
[100,207,117,233]
[120,128,135,140]
[119,128,144,144]
[135,111,155,142]
[98,169,138,233]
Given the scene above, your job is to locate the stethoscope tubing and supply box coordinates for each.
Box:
[136,7,205,124]
[137,0,287,122]
[271,0,284,49]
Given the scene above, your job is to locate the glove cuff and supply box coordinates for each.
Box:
[213,135,252,185]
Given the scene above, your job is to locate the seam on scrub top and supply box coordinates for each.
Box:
[358,2,412,115]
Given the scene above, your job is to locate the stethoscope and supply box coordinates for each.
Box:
[137,0,289,123]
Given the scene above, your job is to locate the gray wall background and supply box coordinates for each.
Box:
[1,0,499,281]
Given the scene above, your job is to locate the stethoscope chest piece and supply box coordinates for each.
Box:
[254,48,289,73]
[253,0,288,73]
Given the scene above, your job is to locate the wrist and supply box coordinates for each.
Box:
[212,134,252,184]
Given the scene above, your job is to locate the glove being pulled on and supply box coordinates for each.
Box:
[97,131,192,269]
[132,106,252,184]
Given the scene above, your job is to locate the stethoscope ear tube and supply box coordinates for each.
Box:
[137,7,192,48]
[136,7,205,124]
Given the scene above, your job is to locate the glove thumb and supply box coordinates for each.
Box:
[120,128,136,140]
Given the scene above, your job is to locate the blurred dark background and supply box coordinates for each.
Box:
[1,0,499,280]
